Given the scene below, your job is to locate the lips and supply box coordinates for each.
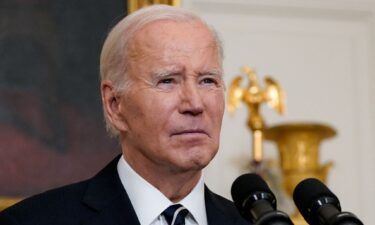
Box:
[171,129,208,137]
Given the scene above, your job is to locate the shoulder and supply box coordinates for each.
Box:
[0,180,90,225]
[0,155,123,225]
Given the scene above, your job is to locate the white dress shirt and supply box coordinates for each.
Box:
[117,155,208,225]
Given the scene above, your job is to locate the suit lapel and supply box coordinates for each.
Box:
[80,155,141,225]
[205,186,250,225]
[205,186,235,225]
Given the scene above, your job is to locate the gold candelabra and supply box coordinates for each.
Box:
[228,66,337,225]
[228,66,285,163]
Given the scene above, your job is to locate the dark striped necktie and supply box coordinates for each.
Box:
[162,204,189,225]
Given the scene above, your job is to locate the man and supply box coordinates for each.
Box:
[0,5,251,225]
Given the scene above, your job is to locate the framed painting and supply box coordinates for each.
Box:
[0,0,126,210]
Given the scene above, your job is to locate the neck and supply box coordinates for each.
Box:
[122,154,202,202]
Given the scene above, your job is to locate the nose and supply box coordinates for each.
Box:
[179,81,204,116]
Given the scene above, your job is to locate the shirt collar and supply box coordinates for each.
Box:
[179,173,207,225]
[117,155,207,225]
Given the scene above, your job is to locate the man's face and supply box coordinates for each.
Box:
[116,21,224,174]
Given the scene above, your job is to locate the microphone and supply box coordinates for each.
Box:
[231,173,294,225]
[293,178,363,225]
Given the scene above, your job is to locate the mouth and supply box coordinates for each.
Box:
[171,129,208,137]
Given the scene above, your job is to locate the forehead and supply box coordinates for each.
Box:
[128,20,217,56]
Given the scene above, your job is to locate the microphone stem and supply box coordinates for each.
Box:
[250,200,275,221]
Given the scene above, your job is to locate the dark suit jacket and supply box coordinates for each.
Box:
[0,156,251,225]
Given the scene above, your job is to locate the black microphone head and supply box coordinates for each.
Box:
[293,178,340,224]
[231,173,276,213]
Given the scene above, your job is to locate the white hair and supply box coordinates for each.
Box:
[100,4,224,137]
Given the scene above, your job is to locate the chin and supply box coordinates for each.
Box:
[169,144,218,172]
[186,150,216,171]
[175,162,207,174]
[170,155,211,173]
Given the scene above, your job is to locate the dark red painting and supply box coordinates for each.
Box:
[0,0,125,197]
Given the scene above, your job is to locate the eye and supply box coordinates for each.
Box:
[200,77,220,87]
[201,78,216,84]
[156,77,177,90]
[158,78,174,84]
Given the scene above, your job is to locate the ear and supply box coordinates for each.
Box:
[101,81,129,132]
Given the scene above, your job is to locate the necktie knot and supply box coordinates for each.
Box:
[162,204,189,225]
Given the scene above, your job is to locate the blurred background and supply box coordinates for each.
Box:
[189,1,375,224]
[0,0,374,224]
[0,0,124,196]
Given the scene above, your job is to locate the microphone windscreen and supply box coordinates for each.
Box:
[293,178,340,222]
[231,173,272,210]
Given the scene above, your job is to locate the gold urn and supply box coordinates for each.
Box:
[227,67,338,224]
[264,123,336,224]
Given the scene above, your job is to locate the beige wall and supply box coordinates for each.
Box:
[183,0,375,223]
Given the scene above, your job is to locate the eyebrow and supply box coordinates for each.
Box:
[152,65,185,78]
[152,66,223,78]
[198,68,223,77]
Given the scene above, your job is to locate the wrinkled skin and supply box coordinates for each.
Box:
[102,20,225,200]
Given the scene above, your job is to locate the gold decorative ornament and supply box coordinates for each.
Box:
[265,123,336,225]
[127,0,181,13]
[0,197,21,211]
[228,66,337,225]
[228,66,285,163]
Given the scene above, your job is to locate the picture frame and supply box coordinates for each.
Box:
[127,0,181,13]
[0,0,125,211]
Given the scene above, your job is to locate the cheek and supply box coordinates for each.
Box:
[120,92,151,131]
[208,93,225,121]
[203,92,225,142]
[123,100,145,122]
[139,95,178,128]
